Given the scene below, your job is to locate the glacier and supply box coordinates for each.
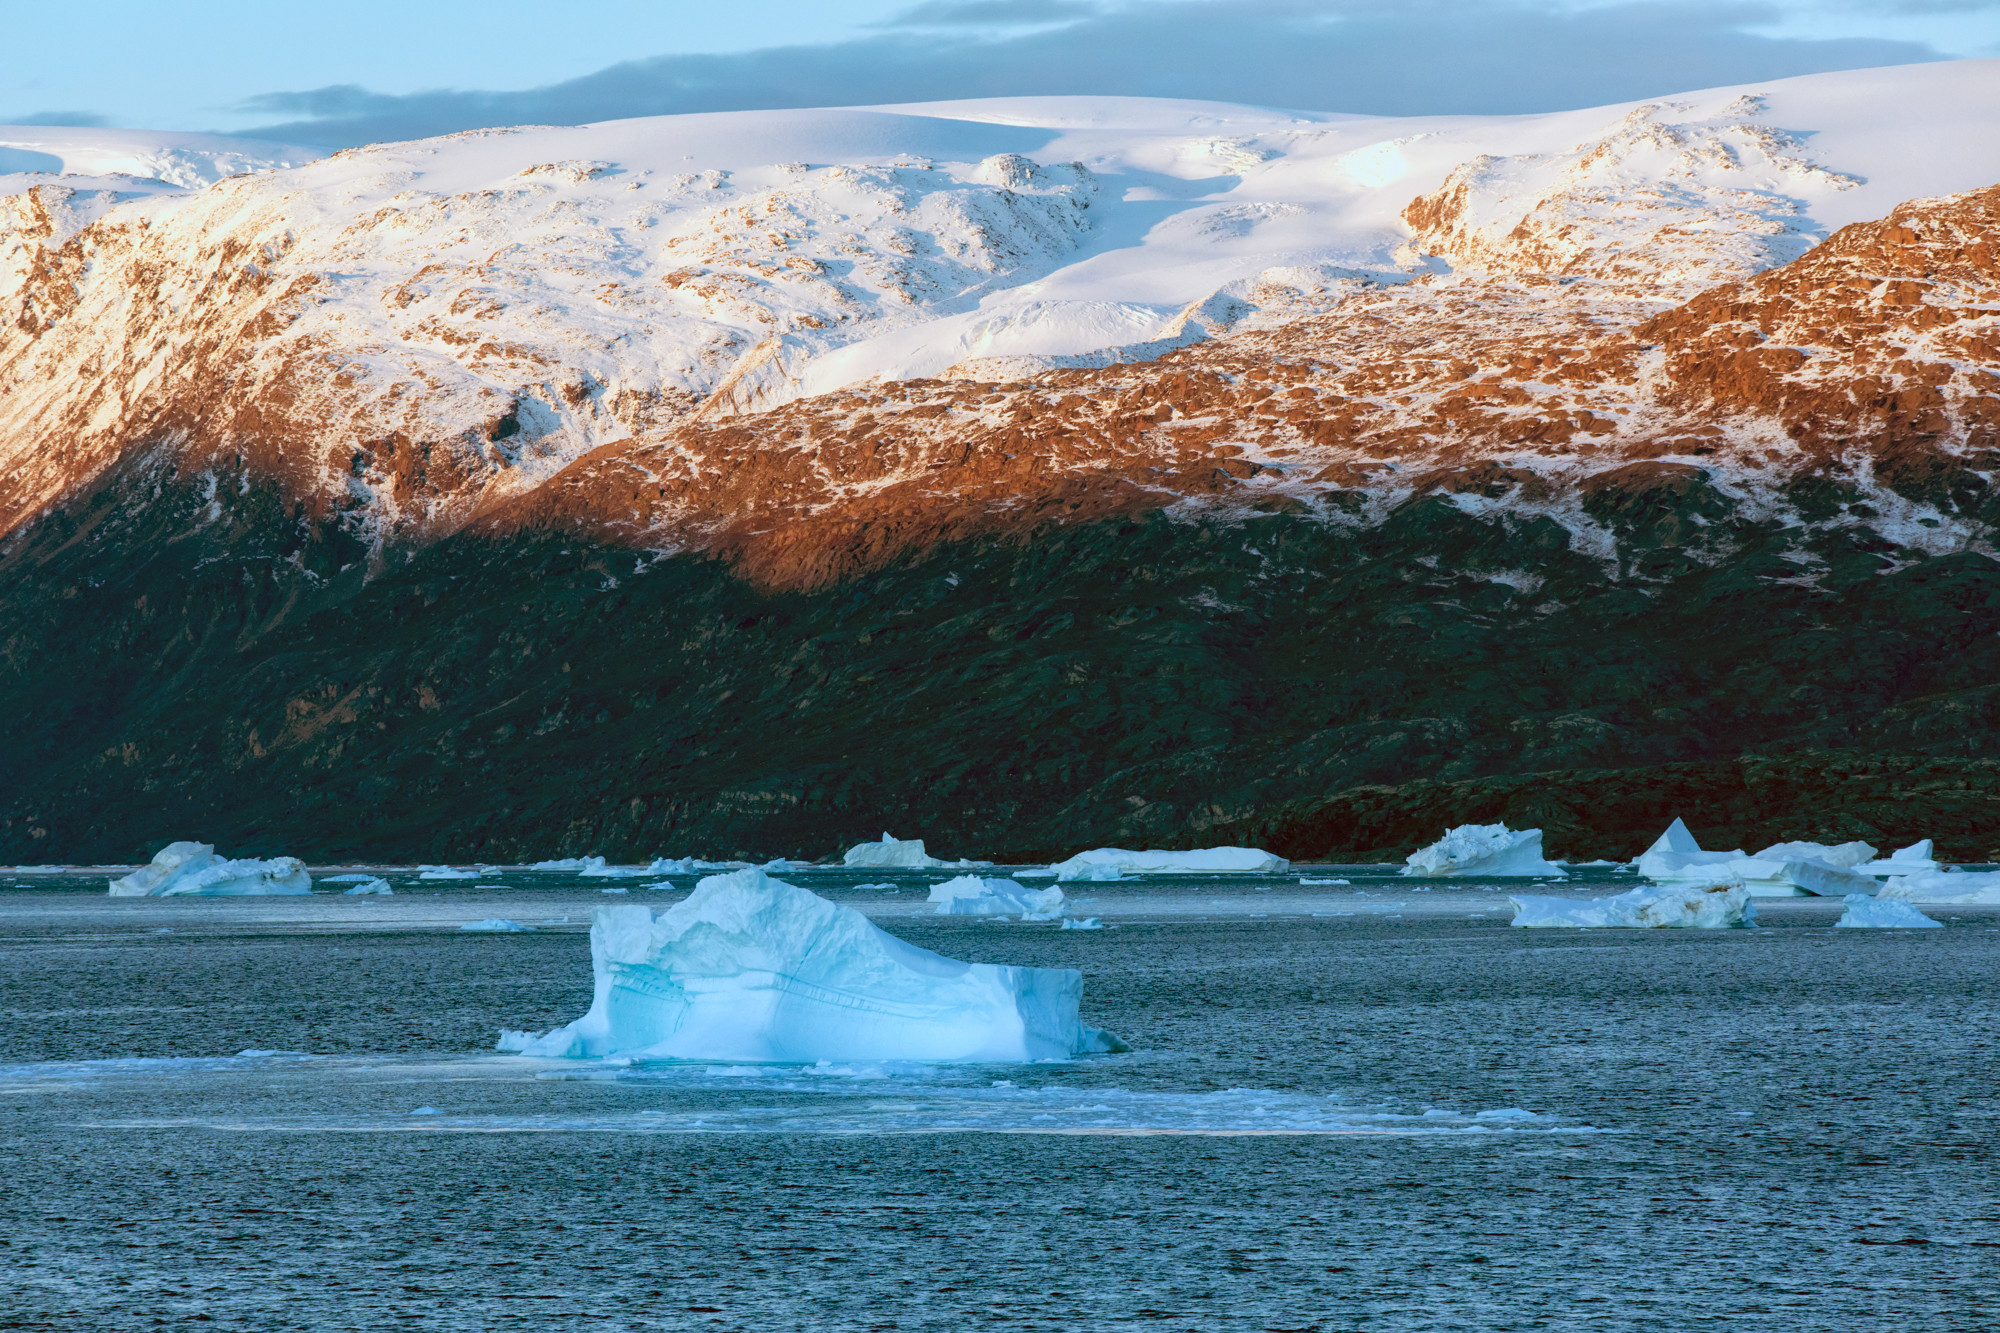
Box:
[1834,896,1942,929]
[1402,825,1565,878]
[928,876,1067,920]
[498,869,1122,1062]
[107,842,312,897]
[1509,879,1754,929]
[1050,847,1288,878]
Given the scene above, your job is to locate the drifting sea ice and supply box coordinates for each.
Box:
[1633,819,1884,896]
[417,866,481,880]
[461,919,535,932]
[842,833,991,870]
[498,869,1123,1062]
[1299,877,1351,885]
[1402,825,1565,878]
[341,878,393,895]
[1508,878,1754,928]
[928,876,1067,920]
[1061,917,1105,930]
[1878,870,2000,905]
[107,842,312,897]
[1855,840,1940,877]
[1834,895,1942,929]
[1050,847,1288,878]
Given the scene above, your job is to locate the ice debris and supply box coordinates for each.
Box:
[322,873,379,882]
[1050,847,1288,878]
[1878,870,2000,905]
[1061,917,1105,930]
[341,878,393,895]
[1508,878,1754,928]
[418,866,480,880]
[1299,877,1351,885]
[1403,825,1565,878]
[1834,895,1942,929]
[928,875,1067,920]
[460,919,535,932]
[842,832,991,870]
[498,869,1123,1062]
[108,842,312,897]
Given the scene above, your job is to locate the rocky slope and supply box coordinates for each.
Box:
[3,66,2000,863]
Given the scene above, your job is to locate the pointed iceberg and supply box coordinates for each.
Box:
[1403,825,1564,877]
[108,842,312,896]
[1634,821,1882,897]
[499,869,1123,1062]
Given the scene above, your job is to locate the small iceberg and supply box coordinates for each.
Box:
[842,832,991,870]
[1403,825,1565,878]
[1509,878,1753,929]
[1634,819,1883,896]
[1050,847,1288,879]
[460,918,534,932]
[341,878,393,895]
[108,842,312,897]
[1834,895,1942,929]
[928,876,1067,920]
[1298,877,1350,886]
[1061,917,1104,931]
[1878,870,2000,905]
[418,866,480,880]
[499,869,1123,1062]
[1855,840,1940,877]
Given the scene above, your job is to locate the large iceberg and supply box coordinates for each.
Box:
[928,876,1067,920]
[1634,819,1883,897]
[1402,825,1565,878]
[1834,895,1942,929]
[1878,870,2000,905]
[1509,879,1754,929]
[500,869,1122,1062]
[842,833,990,870]
[108,842,312,897]
[1050,847,1288,879]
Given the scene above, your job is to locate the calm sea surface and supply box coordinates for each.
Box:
[2,866,1994,1331]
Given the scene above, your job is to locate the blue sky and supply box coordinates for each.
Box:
[7,0,1998,146]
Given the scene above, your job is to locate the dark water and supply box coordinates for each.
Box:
[1,867,1995,1331]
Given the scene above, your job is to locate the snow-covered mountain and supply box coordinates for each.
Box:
[3,62,2000,864]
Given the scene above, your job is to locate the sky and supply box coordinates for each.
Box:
[6,0,1998,147]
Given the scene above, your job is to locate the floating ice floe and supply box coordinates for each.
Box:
[1402,825,1565,878]
[1633,819,1884,896]
[928,875,1067,920]
[1061,917,1105,930]
[1854,840,1940,877]
[1050,847,1288,879]
[1565,859,1624,867]
[460,918,535,932]
[341,878,393,895]
[417,865,481,880]
[1299,877,1351,885]
[499,869,1123,1062]
[1834,895,1942,929]
[841,832,991,870]
[1508,878,1754,928]
[108,842,312,896]
[1877,869,2000,905]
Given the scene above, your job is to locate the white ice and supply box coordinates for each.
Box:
[928,875,1067,920]
[1634,819,1882,896]
[1509,878,1754,928]
[1061,917,1105,931]
[1050,847,1287,878]
[341,878,393,896]
[417,866,480,880]
[460,919,534,932]
[499,869,1121,1062]
[107,842,312,897]
[1878,870,2000,905]
[1403,825,1565,878]
[1834,895,1942,929]
[1299,877,1351,885]
[1855,840,1940,877]
[841,833,991,870]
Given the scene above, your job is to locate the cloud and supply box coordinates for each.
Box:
[5,110,112,127]
[234,0,1945,149]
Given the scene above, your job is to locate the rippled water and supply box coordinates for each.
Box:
[3,865,1995,1330]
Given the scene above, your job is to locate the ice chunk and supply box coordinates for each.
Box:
[1753,840,1876,869]
[531,857,594,872]
[1050,847,1287,878]
[928,875,1067,919]
[341,878,393,895]
[1635,820,1883,896]
[1878,870,2000,905]
[1061,917,1104,930]
[1058,862,1124,883]
[1508,878,1754,928]
[1775,858,1880,898]
[844,833,949,869]
[1403,825,1565,878]
[1856,839,1940,877]
[460,918,534,932]
[498,869,1123,1062]
[1834,895,1942,929]
[108,842,312,897]
[418,866,480,880]
[1299,877,1350,885]
[322,872,380,882]
[854,881,900,892]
